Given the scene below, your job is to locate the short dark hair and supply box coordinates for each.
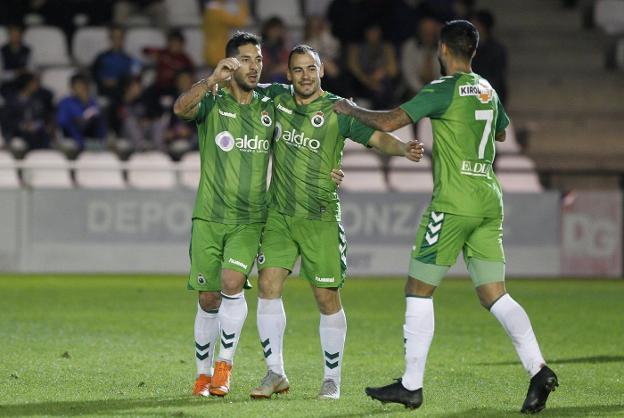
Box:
[70,73,89,87]
[168,29,185,43]
[225,31,261,58]
[440,20,479,60]
[288,44,320,67]
[15,72,35,91]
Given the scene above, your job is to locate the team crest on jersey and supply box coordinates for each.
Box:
[458,80,493,104]
[215,131,235,152]
[197,274,206,285]
[311,111,325,127]
[260,111,272,127]
[257,253,265,265]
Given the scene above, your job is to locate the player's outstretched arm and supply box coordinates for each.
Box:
[368,131,424,161]
[173,58,240,120]
[334,99,412,132]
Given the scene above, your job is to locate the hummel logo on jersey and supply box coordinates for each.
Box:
[425,212,444,246]
[218,109,237,118]
[228,258,248,270]
[458,80,493,104]
[315,276,335,283]
[277,103,293,114]
[215,130,269,153]
[281,129,320,151]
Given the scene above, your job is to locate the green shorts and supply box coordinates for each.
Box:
[258,209,347,288]
[408,206,506,287]
[187,219,263,292]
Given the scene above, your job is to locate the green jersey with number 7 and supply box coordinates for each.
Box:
[400,72,509,218]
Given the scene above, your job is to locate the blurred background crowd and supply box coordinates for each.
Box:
[0,0,622,192]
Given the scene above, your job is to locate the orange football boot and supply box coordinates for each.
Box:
[209,361,232,396]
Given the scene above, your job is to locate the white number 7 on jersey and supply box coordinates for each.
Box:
[475,110,493,159]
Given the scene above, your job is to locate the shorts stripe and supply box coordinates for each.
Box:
[338,222,347,281]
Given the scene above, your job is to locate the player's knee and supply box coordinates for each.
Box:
[405,276,436,297]
[315,288,341,315]
[198,291,221,311]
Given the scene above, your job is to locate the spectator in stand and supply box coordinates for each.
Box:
[114,0,167,29]
[470,9,508,105]
[260,17,290,84]
[303,15,346,96]
[347,23,399,109]
[92,25,141,101]
[161,70,196,159]
[400,16,441,99]
[143,30,195,95]
[1,24,32,96]
[57,74,107,154]
[203,0,248,68]
[116,77,165,152]
[1,72,55,157]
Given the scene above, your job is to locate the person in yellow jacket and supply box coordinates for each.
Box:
[203,0,249,68]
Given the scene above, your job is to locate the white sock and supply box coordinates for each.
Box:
[320,309,347,385]
[194,303,219,376]
[402,297,434,391]
[257,298,286,375]
[490,294,545,377]
[217,291,248,364]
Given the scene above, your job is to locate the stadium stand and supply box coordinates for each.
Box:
[0,151,20,188]
[182,28,205,67]
[388,154,434,193]
[495,155,543,192]
[127,151,177,189]
[40,67,75,103]
[22,149,73,188]
[178,150,200,189]
[165,0,202,27]
[594,0,624,34]
[340,152,387,192]
[125,28,166,61]
[75,151,126,189]
[23,26,70,67]
[255,0,304,27]
[72,27,109,67]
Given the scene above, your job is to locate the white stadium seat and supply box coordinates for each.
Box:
[0,151,20,188]
[340,152,387,192]
[24,26,70,66]
[182,28,204,66]
[40,67,76,102]
[304,0,333,16]
[179,151,200,189]
[255,0,303,26]
[495,155,543,192]
[23,150,72,188]
[125,28,166,60]
[343,137,369,152]
[127,151,176,189]
[72,27,109,67]
[595,0,624,34]
[75,151,125,189]
[388,154,433,192]
[496,120,521,154]
[165,0,201,26]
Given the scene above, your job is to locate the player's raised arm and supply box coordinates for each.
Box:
[173,58,240,120]
[367,131,424,161]
[333,99,412,132]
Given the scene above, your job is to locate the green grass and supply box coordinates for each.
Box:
[0,275,623,417]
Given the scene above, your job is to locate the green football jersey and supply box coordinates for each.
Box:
[257,83,374,222]
[401,72,510,218]
[192,88,274,224]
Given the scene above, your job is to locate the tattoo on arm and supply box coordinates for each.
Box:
[349,107,412,132]
[173,78,214,120]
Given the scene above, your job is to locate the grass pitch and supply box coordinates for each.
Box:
[0,275,623,417]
